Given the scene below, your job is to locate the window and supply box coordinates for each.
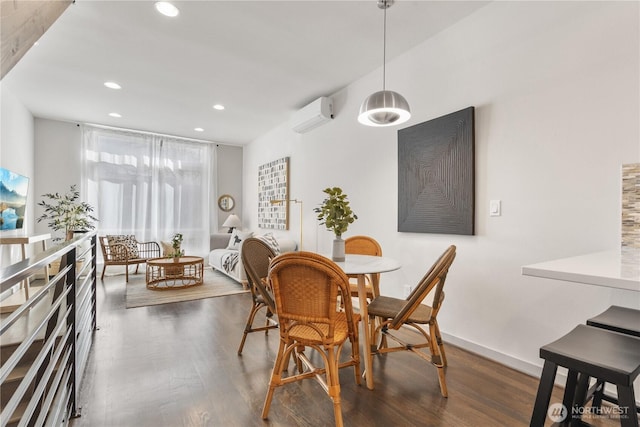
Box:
[82,126,215,257]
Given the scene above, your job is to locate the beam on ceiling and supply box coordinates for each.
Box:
[1,0,72,80]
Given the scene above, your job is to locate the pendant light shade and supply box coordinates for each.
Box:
[359,0,410,127]
[358,90,411,126]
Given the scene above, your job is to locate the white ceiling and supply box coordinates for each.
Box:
[2,0,488,145]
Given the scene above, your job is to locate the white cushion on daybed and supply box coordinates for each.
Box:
[208,232,296,283]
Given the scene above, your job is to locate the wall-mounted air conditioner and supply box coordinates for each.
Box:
[291,97,333,134]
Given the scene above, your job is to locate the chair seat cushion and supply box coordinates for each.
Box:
[368,296,433,324]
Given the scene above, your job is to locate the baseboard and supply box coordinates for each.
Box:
[441,332,544,379]
[441,332,640,407]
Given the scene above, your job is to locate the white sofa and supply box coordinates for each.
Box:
[208,231,297,285]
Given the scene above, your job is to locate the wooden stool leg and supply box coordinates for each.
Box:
[617,385,639,427]
[562,370,578,415]
[530,360,559,427]
[568,372,592,427]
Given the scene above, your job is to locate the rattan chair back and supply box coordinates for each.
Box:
[389,245,456,330]
[269,251,355,342]
[345,235,383,298]
[241,237,277,313]
[345,235,382,257]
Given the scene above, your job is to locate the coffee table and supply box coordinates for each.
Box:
[146,256,204,290]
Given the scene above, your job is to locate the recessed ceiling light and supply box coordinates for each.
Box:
[109,112,122,118]
[213,104,225,111]
[194,127,204,132]
[155,2,179,17]
[104,81,121,90]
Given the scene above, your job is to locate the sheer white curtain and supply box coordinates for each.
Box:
[82,125,216,257]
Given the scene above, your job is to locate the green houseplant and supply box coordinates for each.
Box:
[37,185,98,242]
[314,187,358,261]
[171,233,184,258]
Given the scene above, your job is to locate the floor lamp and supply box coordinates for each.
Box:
[270,199,303,251]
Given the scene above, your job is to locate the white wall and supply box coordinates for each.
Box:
[0,84,35,266]
[33,118,82,235]
[216,144,244,232]
[244,1,640,376]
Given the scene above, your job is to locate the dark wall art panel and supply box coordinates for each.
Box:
[398,106,475,235]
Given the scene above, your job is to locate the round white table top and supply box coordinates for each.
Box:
[329,254,401,275]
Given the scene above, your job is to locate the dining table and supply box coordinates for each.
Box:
[331,253,401,390]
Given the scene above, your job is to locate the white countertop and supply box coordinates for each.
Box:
[522,249,640,292]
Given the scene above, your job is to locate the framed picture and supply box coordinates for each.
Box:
[398,107,475,235]
[258,157,289,230]
[0,167,30,230]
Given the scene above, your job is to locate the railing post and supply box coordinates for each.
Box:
[91,234,97,331]
[67,246,79,418]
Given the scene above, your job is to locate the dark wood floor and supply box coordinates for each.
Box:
[70,272,618,427]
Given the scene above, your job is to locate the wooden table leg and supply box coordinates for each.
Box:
[20,243,30,299]
[357,274,375,389]
[42,240,50,283]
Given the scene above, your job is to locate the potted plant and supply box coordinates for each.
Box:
[171,233,184,259]
[37,185,98,242]
[37,185,98,275]
[314,187,358,261]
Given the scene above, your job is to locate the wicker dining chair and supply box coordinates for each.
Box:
[237,237,279,355]
[262,251,361,427]
[345,235,383,300]
[367,245,456,397]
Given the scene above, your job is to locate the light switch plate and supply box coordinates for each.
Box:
[490,200,501,216]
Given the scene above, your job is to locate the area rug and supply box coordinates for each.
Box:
[125,268,248,308]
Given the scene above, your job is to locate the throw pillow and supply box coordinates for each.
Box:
[106,235,139,260]
[256,232,281,255]
[161,241,174,257]
[227,229,253,251]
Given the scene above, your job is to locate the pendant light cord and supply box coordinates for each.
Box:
[382,2,387,91]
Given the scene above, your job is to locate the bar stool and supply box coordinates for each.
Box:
[530,324,640,427]
[584,306,640,412]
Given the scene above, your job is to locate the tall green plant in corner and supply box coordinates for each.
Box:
[37,185,98,242]
[314,187,357,261]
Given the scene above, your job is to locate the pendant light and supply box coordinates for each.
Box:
[358,0,410,127]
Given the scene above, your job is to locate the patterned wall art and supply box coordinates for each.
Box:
[398,106,475,235]
[622,163,640,248]
[258,156,290,230]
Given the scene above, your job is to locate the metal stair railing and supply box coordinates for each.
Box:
[0,233,97,427]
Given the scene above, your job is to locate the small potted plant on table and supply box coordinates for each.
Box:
[171,233,184,260]
[314,187,357,262]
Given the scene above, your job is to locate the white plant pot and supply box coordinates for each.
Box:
[332,237,345,262]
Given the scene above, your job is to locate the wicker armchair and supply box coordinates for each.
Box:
[238,237,279,355]
[99,235,161,282]
[262,251,360,427]
[367,245,456,397]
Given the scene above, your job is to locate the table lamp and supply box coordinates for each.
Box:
[222,213,242,233]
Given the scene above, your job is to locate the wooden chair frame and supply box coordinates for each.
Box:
[237,237,279,355]
[99,236,160,282]
[367,245,456,397]
[262,251,360,427]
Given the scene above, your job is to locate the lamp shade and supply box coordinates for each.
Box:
[222,214,242,229]
[358,90,411,127]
